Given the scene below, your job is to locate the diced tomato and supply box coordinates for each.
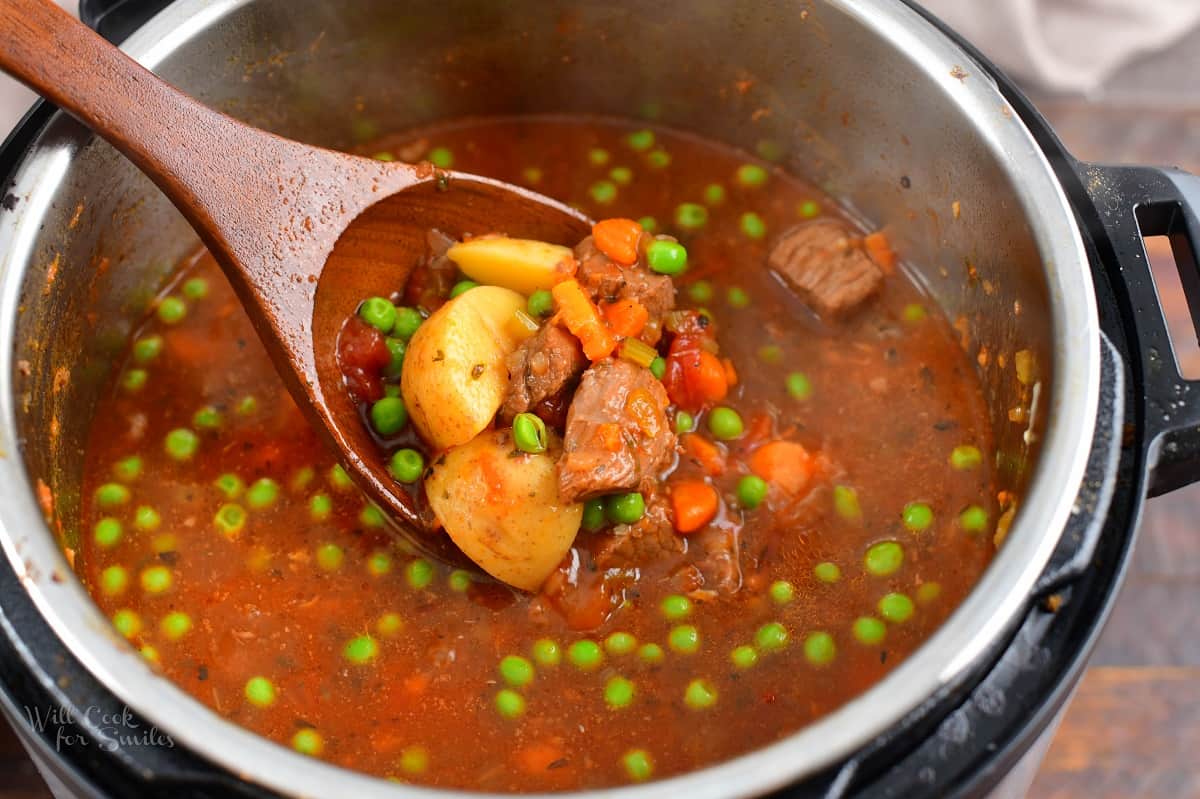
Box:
[336,316,391,402]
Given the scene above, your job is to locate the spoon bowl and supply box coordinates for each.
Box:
[0,0,590,561]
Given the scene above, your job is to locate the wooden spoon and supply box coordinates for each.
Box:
[0,0,591,563]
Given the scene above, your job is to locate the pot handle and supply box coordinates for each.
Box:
[79,0,168,41]
[1081,163,1200,497]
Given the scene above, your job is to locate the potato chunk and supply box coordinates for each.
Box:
[426,429,582,591]
[447,236,574,296]
[401,285,525,450]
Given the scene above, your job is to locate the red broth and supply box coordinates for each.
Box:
[76,117,996,790]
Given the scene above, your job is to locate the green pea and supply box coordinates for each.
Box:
[605,492,645,524]
[122,368,148,392]
[132,335,163,364]
[703,183,725,205]
[610,166,633,185]
[391,306,423,341]
[513,412,548,454]
[343,634,379,664]
[522,166,543,184]
[427,146,454,168]
[865,541,904,576]
[94,518,122,548]
[139,565,172,594]
[367,550,392,576]
[853,616,887,645]
[755,622,789,652]
[950,445,983,470]
[737,475,768,509]
[95,482,130,508]
[372,151,395,162]
[448,569,472,592]
[112,455,142,482]
[151,533,176,554]
[813,561,841,583]
[589,180,618,205]
[567,640,604,670]
[878,592,915,623]
[638,643,665,664]
[527,289,554,318]
[377,612,404,637]
[182,277,209,300]
[188,405,221,431]
[309,493,332,522]
[214,473,244,499]
[757,345,783,365]
[292,728,324,757]
[328,464,353,491]
[740,212,767,240]
[582,498,607,531]
[237,395,258,416]
[833,485,861,520]
[903,502,934,532]
[917,582,942,604]
[316,543,344,572]
[804,631,836,666]
[156,296,187,325]
[358,297,397,332]
[532,639,561,667]
[799,199,822,218]
[786,372,812,400]
[646,149,671,169]
[675,410,695,434]
[684,678,717,710]
[388,448,425,483]
[449,280,478,299]
[736,164,768,186]
[498,654,535,686]
[111,609,142,638]
[605,676,636,708]
[495,689,525,719]
[769,580,795,604]
[588,148,610,166]
[660,594,692,620]
[622,749,654,782]
[726,287,750,308]
[164,428,198,461]
[399,746,429,774]
[370,397,408,437]
[244,676,276,707]
[668,624,700,654]
[605,632,638,655]
[246,478,280,509]
[674,202,708,231]
[382,337,405,379]
[903,303,927,323]
[99,565,128,596]
[627,129,655,151]
[959,504,989,533]
[160,611,192,640]
[406,559,434,589]
[707,407,744,440]
[638,215,658,233]
[214,503,246,537]
[140,645,160,664]
[730,645,759,669]
[687,280,714,303]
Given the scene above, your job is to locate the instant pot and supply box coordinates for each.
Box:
[1,1,1198,797]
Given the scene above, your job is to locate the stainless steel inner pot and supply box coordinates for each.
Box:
[0,1,1099,796]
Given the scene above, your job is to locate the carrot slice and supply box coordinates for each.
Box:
[552,279,616,360]
[721,357,739,387]
[864,231,896,274]
[603,298,649,339]
[671,479,720,534]
[681,433,725,477]
[592,218,643,266]
[689,350,729,403]
[749,441,815,496]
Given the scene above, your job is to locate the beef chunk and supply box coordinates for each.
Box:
[768,220,882,318]
[558,359,676,503]
[592,494,683,569]
[499,323,586,425]
[575,237,676,343]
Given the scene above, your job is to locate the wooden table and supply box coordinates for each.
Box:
[2,98,1197,798]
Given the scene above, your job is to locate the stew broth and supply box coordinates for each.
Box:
[77,117,996,790]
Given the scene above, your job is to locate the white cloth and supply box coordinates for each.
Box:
[921,0,1200,93]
